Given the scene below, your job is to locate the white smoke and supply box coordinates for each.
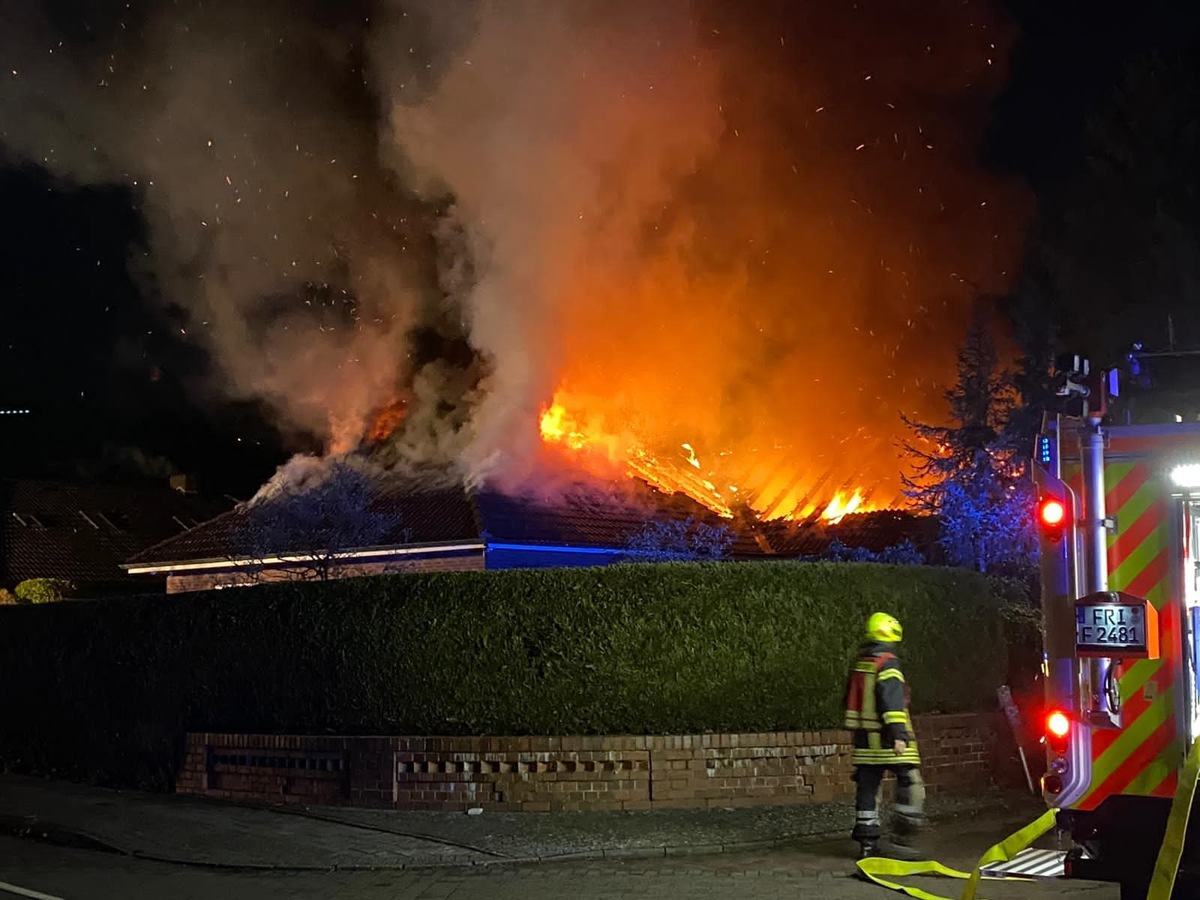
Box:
[369,0,725,482]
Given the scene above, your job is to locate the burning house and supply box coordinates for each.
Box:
[1,2,1019,578]
[122,464,933,594]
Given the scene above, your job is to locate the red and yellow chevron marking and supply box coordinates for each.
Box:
[1062,461,1184,810]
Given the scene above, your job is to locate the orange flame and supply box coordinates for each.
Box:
[538,392,881,523]
[821,490,865,524]
[367,398,408,444]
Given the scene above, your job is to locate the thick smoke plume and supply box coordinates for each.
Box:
[1,0,433,457]
[0,0,1027,510]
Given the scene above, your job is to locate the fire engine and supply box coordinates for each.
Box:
[1032,354,1200,898]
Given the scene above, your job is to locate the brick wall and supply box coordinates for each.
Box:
[179,713,1001,811]
[164,551,486,594]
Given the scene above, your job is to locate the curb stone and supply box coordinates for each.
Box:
[0,814,127,857]
[0,815,838,872]
[601,846,666,860]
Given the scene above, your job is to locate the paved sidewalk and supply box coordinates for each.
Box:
[0,831,1117,900]
[0,774,1046,872]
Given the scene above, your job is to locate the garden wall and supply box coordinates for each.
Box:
[179,713,998,811]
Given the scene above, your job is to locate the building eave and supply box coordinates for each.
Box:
[485,541,624,556]
[122,541,487,575]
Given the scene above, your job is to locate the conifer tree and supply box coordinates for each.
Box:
[902,303,1037,575]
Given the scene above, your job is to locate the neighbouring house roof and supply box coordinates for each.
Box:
[0,478,234,589]
[123,472,934,573]
[123,482,480,572]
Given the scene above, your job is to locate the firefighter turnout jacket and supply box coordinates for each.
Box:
[843,641,921,767]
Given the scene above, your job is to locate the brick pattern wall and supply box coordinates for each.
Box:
[391,738,651,811]
[176,735,352,805]
[165,551,485,594]
[180,713,1001,811]
[917,712,999,793]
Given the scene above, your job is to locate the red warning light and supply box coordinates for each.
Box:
[1047,710,1070,739]
[1046,710,1071,755]
[1037,497,1068,543]
[1040,498,1066,526]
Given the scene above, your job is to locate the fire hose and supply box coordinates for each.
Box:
[855,734,1200,899]
[855,808,1058,900]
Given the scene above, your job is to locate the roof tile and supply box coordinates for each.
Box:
[0,479,233,587]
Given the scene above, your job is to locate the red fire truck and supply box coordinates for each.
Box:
[1032,358,1200,898]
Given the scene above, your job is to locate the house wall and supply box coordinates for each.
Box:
[485,546,624,570]
[178,713,1003,812]
[164,551,486,594]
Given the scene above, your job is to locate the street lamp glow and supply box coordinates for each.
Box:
[1170,464,1200,490]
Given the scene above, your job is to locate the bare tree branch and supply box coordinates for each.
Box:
[230,459,408,582]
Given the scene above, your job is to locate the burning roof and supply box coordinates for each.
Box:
[124,471,931,572]
[538,394,875,524]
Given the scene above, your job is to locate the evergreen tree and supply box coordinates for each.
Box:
[902,303,1038,575]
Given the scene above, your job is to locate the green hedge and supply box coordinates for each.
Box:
[989,575,1044,694]
[14,577,74,604]
[0,562,1014,789]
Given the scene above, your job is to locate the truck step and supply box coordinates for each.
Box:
[980,848,1069,879]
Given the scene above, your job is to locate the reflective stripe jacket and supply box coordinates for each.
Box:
[842,641,921,767]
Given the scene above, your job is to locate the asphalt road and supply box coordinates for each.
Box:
[0,834,1119,900]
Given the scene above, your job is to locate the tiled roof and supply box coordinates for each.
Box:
[124,471,931,570]
[0,479,233,587]
[476,481,766,557]
[827,509,938,552]
[756,510,937,558]
[125,483,478,567]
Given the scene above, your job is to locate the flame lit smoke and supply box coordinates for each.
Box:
[0,0,1028,514]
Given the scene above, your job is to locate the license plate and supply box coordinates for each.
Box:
[1076,603,1146,651]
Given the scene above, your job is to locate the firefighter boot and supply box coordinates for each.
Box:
[889,812,924,860]
[858,838,879,860]
[880,840,922,861]
[891,769,926,857]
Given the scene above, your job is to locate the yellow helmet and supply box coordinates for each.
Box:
[866,612,903,643]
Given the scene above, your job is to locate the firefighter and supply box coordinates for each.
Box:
[843,611,926,859]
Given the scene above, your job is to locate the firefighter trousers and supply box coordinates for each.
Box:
[851,764,926,843]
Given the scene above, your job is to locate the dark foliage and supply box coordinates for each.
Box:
[989,575,1043,695]
[621,517,733,561]
[0,562,1018,789]
[810,539,925,565]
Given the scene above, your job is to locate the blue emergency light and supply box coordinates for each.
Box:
[1037,435,1054,468]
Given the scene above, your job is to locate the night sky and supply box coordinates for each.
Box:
[1,0,1197,499]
